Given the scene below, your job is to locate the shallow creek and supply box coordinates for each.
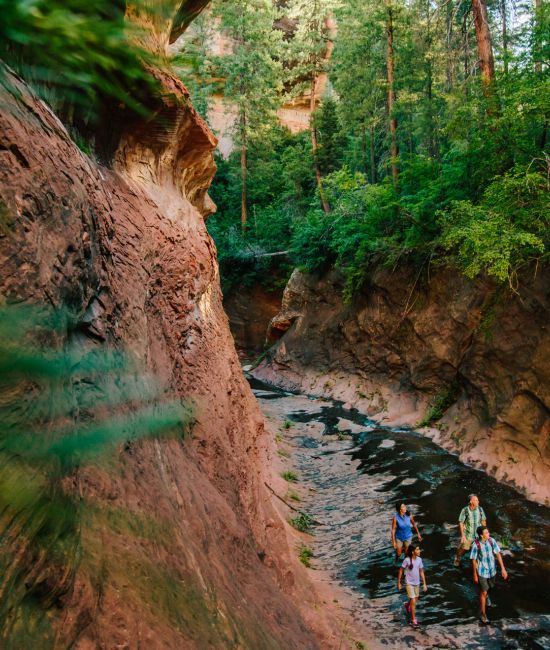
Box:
[249,375,550,649]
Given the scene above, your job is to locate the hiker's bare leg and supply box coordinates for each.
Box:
[410,597,416,620]
[396,541,403,560]
[479,590,487,618]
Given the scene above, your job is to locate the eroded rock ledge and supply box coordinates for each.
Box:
[254,267,550,504]
[0,53,324,650]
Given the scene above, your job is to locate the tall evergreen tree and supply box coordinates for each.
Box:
[330,0,386,182]
[172,10,216,119]
[385,0,399,187]
[471,0,496,96]
[286,0,338,212]
[212,0,284,231]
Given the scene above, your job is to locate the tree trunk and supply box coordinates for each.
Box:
[500,0,509,75]
[445,0,455,91]
[471,0,496,94]
[385,0,399,188]
[240,112,248,232]
[370,125,377,184]
[534,0,543,74]
[361,124,369,178]
[310,76,331,213]
[425,0,438,159]
[463,11,470,83]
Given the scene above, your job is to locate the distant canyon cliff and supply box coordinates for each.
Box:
[254,266,550,505]
[173,10,335,156]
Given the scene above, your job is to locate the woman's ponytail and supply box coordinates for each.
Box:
[406,544,417,570]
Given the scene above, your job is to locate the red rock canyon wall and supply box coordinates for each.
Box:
[255,267,550,505]
[0,2,326,647]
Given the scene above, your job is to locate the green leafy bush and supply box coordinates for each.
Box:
[281,471,298,483]
[289,512,314,532]
[440,169,549,286]
[298,544,313,567]
[418,381,461,427]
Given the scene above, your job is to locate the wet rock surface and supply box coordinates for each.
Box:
[255,267,550,504]
[250,376,550,649]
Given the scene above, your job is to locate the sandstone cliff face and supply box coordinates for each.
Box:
[0,7,324,647]
[255,267,550,504]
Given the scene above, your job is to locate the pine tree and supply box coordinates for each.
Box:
[331,0,386,183]
[212,0,284,231]
[172,9,216,119]
[314,97,345,175]
[286,0,338,212]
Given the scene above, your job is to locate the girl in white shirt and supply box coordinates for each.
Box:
[397,544,428,626]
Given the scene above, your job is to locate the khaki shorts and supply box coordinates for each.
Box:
[406,584,420,599]
[459,538,473,552]
[396,538,412,552]
[479,576,496,593]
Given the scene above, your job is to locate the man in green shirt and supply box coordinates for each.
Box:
[454,494,487,566]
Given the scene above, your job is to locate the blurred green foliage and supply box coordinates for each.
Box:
[0,304,192,645]
[0,0,161,125]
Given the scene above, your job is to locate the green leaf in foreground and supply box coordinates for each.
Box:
[0,304,192,644]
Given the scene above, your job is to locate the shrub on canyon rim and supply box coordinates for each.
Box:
[440,168,549,288]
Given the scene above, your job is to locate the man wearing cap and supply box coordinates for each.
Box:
[454,494,487,566]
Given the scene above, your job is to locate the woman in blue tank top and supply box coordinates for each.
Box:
[391,502,423,560]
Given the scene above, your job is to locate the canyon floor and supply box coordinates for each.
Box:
[254,373,550,650]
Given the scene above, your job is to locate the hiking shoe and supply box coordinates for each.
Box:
[480,615,490,625]
[412,619,419,627]
[453,557,460,567]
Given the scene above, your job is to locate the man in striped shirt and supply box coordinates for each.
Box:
[471,525,508,624]
[454,493,486,566]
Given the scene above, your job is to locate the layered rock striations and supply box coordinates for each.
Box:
[255,267,550,504]
[0,4,328,647]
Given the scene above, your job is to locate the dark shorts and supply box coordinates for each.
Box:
[479,576,496,592]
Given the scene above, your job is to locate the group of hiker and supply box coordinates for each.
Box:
[391,493,508,627]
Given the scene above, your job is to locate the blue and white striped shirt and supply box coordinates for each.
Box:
[470,538,501,578]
